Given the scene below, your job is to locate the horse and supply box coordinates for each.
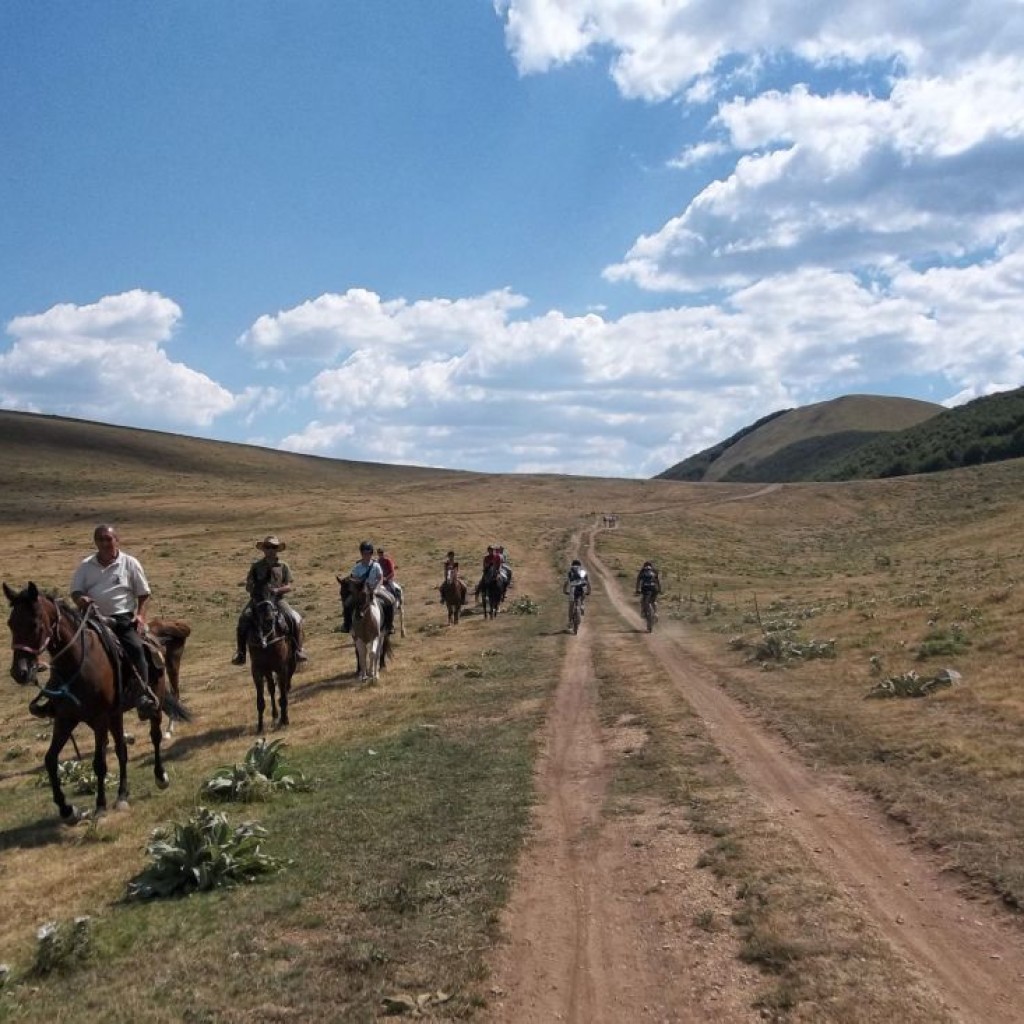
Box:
[440,569,467,625]
[4,581,191,823]
[388,581,406,638]
[245,580,295,733]
[148,615,191,740]
[480,563,508,620]
[338,577,392,683]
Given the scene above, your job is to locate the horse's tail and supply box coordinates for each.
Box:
[161,689,194,723]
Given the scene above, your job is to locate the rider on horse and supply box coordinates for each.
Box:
[44,524,160,721]
[439,550,461,601]
[342,541,396,635]
[475,546,507,601]
[232,536,308,665]
[498,546,513,588]
[563,558,591,613]
[376,547,402,611]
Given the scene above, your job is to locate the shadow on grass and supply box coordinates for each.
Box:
[142,725,250,763]
[0,815,66,851]
[289,674,365,703]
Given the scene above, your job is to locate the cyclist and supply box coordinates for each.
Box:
[563,559,592,620]
[635,561,661,621]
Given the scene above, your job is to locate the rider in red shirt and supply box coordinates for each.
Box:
[376,547,396,585]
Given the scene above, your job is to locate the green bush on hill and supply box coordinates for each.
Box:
[816,386,1024,481]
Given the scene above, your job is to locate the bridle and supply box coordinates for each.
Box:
[9,593,95,704]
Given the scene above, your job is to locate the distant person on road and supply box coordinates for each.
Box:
[232,536,308,666]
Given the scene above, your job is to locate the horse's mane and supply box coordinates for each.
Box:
[55,595,82,624]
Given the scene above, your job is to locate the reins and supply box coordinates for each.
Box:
[36,599,97,707]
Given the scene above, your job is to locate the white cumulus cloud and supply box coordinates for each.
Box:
[0,291,236,428]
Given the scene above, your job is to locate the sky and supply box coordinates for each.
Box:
[2,1,1023,479]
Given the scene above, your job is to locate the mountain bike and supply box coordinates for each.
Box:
[567,589,585,634]
[640,590,658,633]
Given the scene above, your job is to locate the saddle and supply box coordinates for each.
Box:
[244,606,291,648]
[88,616,165,711]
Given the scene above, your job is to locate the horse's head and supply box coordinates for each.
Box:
[4,581,58,686]
[249,579,278,635]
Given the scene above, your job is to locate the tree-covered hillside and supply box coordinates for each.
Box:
[816,386,1024,480]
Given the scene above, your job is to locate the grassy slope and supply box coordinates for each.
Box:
[600,459,1024,908]
[1,410,1023,1022]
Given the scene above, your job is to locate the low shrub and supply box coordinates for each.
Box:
[126,807,284,900]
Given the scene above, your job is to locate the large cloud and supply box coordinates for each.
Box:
[497,1,1023,96]
[0,290,236,428]
[251,264,1024,475]
[499,2,1024,310]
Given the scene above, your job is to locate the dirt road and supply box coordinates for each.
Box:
[488,530,1024,1022]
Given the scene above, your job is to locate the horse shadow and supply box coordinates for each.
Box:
[149,725,250,763]
[289,674,364,704]
[0,816,67,852]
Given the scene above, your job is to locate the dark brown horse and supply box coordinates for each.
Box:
[245,580,295,733]
[440,569,467,625]
[480,564,508,621]
[4,581,191,823]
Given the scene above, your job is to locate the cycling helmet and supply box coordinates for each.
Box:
[360,540,374,553]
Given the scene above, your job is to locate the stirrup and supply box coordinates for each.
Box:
[29,694,56,719]
[136,691,160,721]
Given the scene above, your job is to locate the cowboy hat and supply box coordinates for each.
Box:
[257,535,286,551]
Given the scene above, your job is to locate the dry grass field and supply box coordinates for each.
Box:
[0,413,1022,1022]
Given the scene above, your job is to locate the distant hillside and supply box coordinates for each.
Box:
[816,385,1024,480]
[656,409,791,481]
[657,395,942,482]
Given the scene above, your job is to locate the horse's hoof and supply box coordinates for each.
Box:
[124,732,136,746]
[162,730,173,741]
[61,805,84,826]
[156,772,170,790]
[115,799,130,812]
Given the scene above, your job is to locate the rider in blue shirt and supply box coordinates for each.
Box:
[342,541,395,634]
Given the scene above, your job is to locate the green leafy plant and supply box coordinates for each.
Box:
[200,739,314,802]
[36,759,97,795]
[126,807,284,900]
[31,916,93,975]
[508,596,540,615]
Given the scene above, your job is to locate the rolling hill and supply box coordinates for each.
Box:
[657,394,943,482]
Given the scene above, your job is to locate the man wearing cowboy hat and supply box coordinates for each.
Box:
[231,535,308,665]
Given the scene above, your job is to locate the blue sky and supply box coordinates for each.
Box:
[2,1,1023,477]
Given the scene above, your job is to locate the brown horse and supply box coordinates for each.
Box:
[245,580,295,733]
[338,577,392,683]
[440,569,467,625]
[4,581,191,823]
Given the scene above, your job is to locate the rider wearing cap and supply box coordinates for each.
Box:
[563,558,591,613]
[232,536,308,665]
[342,541,396,635]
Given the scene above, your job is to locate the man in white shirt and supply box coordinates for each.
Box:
[71,525,159,718]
